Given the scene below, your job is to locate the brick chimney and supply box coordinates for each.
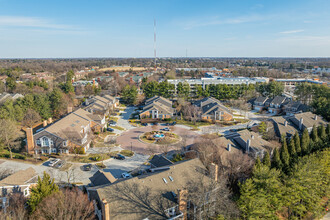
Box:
[284,120,288,127]
[314,115,317,120]
[209,163,219,182]
[25,128,34,154]
[67,106,73,114]
[178,189,188,220]
[101,199,110,220]
[43,120,48,127]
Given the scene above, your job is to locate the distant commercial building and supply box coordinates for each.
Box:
[168,77,267,94]
[274,78,326,87]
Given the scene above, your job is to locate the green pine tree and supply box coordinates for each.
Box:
[254,157,262,172]
[301,128,310,155]
[318,124,326,140]
[272,148,282,169]
[280,139,290,167]
[311,125,319,142]
[288,138,296,157]
[28,172,59,213]
[263,151,271,167]
[293,132,301,155]
[326,124,330,135]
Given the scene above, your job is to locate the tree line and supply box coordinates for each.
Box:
[238,124,330,219]
[295,83,330,121]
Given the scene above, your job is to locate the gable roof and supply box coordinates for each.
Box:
[88,159,212,220]
[254,96,268,104]
[270,116,298,137]
[234,130,273,151]
[0,167,37,187]
[270,96,287,106]
[141,96,174,116]
[149,155,173,168]
[73,108,104,125]
[290,112,328,129]
[44,113,90,145]
[90,170,117,187]
[194,97,232,116]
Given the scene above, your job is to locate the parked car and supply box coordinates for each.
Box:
[161,127,170,131]
[165,123,170,126]
[114,154,125,160]
[108,121,116,126]
[153,122,158,125]
[141,123,148,126]
[107,127,114,132]
[83,164,92,171]
[48,159,60,167]
[169,122,176,126]
[121,172,132,178]
[54,160,65,169]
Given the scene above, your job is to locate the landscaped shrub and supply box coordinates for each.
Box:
[14,154,26,160]
[163,118,172,121]
[75,147,85,155]
[172,153,183,162]
[90,155,101,161]
[0,153,10,158]
[95,162,106,168]
[120,150,134,157]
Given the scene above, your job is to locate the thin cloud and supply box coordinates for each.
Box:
[279,29,304,34]
[180,15,262,30]
[0,16,73,29]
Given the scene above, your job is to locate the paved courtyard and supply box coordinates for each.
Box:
[116,124,201,154]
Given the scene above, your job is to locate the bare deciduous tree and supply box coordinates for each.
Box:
[0,168,13,181]
[22,108,41,128]
[32,188,94,220]
[0,193,28,220]
[182,104,201,124]
[0,119,19,159]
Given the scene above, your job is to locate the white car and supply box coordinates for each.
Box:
[121,172,132,178]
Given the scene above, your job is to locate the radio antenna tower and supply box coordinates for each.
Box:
[154,18,157,70]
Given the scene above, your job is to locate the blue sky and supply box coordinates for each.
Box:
[0,0,330,58]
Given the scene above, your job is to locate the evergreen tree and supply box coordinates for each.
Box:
[272,148,282,169]
[280,140,290,167]
[311,125,319,142]
[326,124,330,135]
[293,132,301,155]
[254,157,262,171]
[262,151,271,167]
[301,128,310,154]
[28,172,59,213]
[318,124,326,140]
[288,138,296,157]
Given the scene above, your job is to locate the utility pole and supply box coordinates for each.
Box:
[131,142,133,152]
[154,18,157,71]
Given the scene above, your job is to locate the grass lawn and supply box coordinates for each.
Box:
[140,135,156,144]
[120,150,134,157]
[110,125,125,131]
[70,154,110,163]
[176,120,212,129]
[108,116,119,122]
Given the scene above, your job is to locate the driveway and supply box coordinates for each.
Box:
[111,106,137,134]
[116,124,201,154]
[0,153,149,185]
[103,153,149,178]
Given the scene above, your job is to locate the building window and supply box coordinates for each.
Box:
[42,137,49,147]
[63,141,68,146]
[51,148,57,153]
[36,140,40,145]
